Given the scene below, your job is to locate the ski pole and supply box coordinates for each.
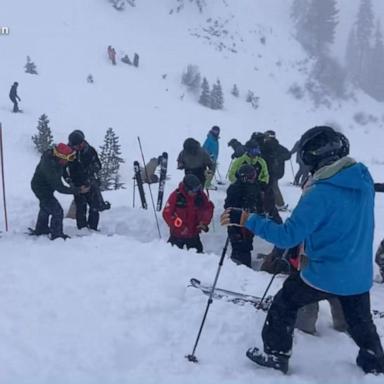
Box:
[137,137,161,239]
[0,123,8,232]
[186,236,230,363]
[289,158,295,181]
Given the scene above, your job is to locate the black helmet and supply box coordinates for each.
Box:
[183,174,202,193]
[250,132,265,146]
[236,164,257,183]
[299,126,349,171]
[264,130,276,138]
[68,130,85,146]
[183,138,200,154]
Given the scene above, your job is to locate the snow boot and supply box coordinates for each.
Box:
[356,349,384,375]
[246,347,289,374]
[50,233,70,241]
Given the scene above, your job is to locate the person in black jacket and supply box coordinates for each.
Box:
[31,143,89,240]
[224,164,263,268]
[9,82,21,113]
[66,130,109,231]
[262,130,291,210]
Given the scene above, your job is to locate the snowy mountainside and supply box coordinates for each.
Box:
[0,0,384,383]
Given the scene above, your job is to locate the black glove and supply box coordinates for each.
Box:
[220,208,249,226]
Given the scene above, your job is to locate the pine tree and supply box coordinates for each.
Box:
[365,22,384,100]
[99,128,125,191]
[32,114,54,154]
[246,90,259,109]
[199,77,211,107]
[210,80,224,110]
[346,0,375,89]
[231,84,239,97]
[25,56,38,74]
[181,64,201,93]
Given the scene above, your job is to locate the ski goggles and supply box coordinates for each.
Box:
[53,147,76,162]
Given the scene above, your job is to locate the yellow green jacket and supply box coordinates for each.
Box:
[228,153,269,184]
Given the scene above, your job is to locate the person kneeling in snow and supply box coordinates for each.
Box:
[221,126,384,375]
[163,174,214,253]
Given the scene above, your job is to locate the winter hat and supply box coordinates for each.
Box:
[53,143,76,162]
[210,125,220,137]
[183,138,200,154]
[68,130,85,147]
[183,174,202,193]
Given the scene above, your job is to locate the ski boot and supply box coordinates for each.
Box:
[246,347,289,374]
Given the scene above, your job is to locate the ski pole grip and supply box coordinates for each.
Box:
[174,217,183,228]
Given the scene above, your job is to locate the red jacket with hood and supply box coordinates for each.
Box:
[163,183,214,238]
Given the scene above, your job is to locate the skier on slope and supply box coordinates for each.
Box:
[66,130,110,231]
[162,174,214,253]
[30,143,89,240]
[9,81,21,113]
[224,164,263,268]
[177,138,214,186]
[202,125,220,190]
[221,126,384,375]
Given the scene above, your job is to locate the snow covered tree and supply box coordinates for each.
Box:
[364,22,384,100]
[181,65,201,93]
[291,0,338,56]
[231,84,239,97]
[199,77,211,107]
[25,56,38,74]
[246,90,259,109]
[345,0,375,89]
[32,114,54,154]
[99,128,125,191]
[174,0,206,13]
[210,80,224,110]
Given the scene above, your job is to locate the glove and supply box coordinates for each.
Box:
[79,185,91,194]
[197,223,209,233]
[220,208,250,226]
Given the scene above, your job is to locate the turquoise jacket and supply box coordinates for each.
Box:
[203,133,219,163]
[245,158,374,295]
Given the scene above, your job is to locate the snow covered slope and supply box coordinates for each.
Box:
[0,0,384,382]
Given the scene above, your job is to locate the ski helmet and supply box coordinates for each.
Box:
[183,138,200,154]
[68,130,85,147]
[53,143,76,162]
[264,130,276,139]
[236,164,257,183]
[245,140,261,157]
[183,174,202,193]
[299,126,349,171]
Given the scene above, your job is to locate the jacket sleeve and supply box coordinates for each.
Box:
[258,158,269,184]
[228,157,242,183]
[200,195,214,225]
[278,145,291,161]
[224,184,239,209]
[244,185,328,248]
[162,191,177,228]
[50,169,77,195]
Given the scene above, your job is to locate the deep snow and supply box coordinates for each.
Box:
[1,0,384,383]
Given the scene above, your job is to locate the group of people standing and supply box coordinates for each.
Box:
[30,131,110,240]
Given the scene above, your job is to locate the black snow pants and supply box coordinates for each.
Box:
[262,272,384,374]
[168,235,203,253]
[228,226,254,268]
[74,186,100,230]
[35,197,64,237]
[10,96,19,112]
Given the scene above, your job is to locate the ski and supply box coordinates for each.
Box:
[189,278,384,319]
[156,152,168,211]
[188,278,273,311]
[133,160,147,209]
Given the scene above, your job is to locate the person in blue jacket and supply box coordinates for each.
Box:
[202,126,220,189]
[221,126,384,375]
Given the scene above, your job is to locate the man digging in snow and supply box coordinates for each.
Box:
[221,126,384,375]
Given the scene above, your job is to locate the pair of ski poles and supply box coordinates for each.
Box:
[185,236,279,363]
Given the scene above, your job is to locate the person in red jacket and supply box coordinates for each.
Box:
[163,174,214,253]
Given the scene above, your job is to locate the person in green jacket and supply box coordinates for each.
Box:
[228,140,269,185]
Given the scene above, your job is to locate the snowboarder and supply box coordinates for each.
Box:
[224,164,263,268]
[221,126,384,375]
[107,45,116,65]
[177,138,214,186]
[9,82,21,113]
[31,143,89,240]
[66,130,109,231]
[262,130,291,211]
[202,125,220,189]
[162,174,214,253]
